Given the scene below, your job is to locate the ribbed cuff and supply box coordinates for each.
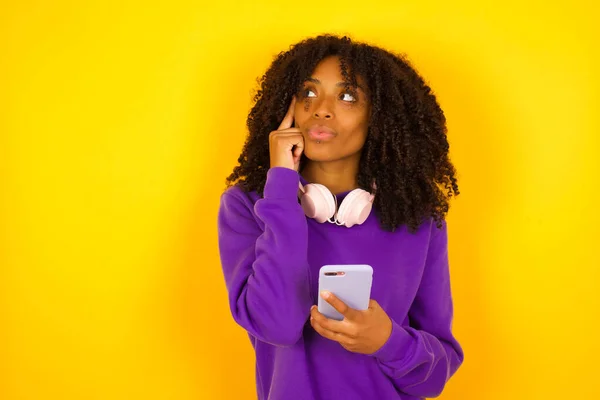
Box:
[370,319,413,363]
[263,167,300,200]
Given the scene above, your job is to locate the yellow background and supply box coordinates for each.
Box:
[1,1,599,399]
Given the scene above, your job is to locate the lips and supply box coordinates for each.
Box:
[306,125,336,141]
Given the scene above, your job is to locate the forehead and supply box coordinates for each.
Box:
[308,56,367,87]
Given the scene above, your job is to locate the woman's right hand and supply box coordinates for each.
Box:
[269,97,304,171]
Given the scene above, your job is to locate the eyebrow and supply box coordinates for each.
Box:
[305,77,365,92]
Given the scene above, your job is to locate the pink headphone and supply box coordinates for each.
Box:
[297,182,375,228]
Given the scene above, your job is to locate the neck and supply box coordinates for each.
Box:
[300,157,361,195]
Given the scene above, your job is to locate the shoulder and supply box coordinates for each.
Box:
[217,184,264,235]
[219,184,261,214]
[396,217,447,246]
[425,217,449,253]
[429,217,447,234]
[388,216,445,237]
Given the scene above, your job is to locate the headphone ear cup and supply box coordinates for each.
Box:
[300,183,336,223]
[336,189,374,227]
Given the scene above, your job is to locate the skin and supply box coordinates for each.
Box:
[310,292,392,355]
[268,56,392,353]
[269,56,371,195]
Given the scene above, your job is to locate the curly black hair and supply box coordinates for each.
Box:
[226,34,459,233]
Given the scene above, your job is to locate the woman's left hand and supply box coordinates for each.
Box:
[310,291,393,354]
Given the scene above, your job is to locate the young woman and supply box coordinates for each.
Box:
[217,34,464,400]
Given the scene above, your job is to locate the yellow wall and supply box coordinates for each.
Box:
[1,1,598,399]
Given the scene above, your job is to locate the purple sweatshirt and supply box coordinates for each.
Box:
[217,167,464,400]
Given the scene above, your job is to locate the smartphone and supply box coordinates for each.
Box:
[317,264,373,321]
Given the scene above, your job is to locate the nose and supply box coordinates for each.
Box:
[313,97,334,120]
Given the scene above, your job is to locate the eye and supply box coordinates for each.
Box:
[303,89,317,98]
[341,92,357,102]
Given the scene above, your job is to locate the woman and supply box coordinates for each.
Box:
[217,34,464,400]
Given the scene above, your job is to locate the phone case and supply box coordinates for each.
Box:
[317,264,373,321]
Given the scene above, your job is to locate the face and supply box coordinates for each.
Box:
[294,56,371,163]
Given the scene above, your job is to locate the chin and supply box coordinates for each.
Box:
[303,145,333,161]
[303,150,341,163]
